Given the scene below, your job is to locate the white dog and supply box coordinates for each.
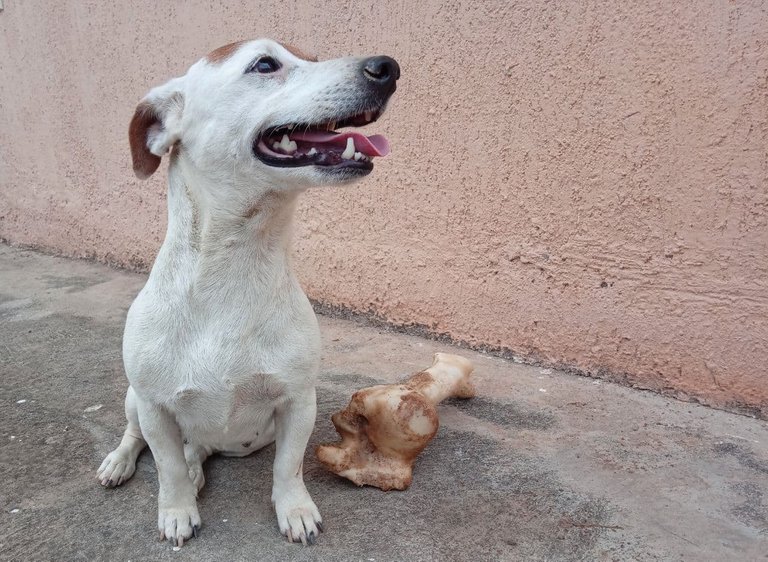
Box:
[96,38,399,547]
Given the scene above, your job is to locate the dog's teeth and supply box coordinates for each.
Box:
[328,121,337,131]
[341,138,356,159]
[279,134,298,154]
[353,151,363,161]
[307,147,318,156]
[272,141,280,150]
[364,111,373,122]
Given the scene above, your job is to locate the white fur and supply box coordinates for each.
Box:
[97,39,393,547]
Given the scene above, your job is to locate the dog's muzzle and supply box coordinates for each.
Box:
[253,55,401,175]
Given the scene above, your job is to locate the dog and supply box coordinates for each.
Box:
[96,38,399,547]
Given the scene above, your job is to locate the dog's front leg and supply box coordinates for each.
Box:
[136,399,201,547]
[272,388,322,545]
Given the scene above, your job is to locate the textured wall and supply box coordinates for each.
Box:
[1,1,766,415]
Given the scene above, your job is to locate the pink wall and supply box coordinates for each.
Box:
[1,1,766,416]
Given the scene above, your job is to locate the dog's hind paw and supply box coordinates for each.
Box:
[188,464,205,493]
[158,503,201,547]
[97,450,137,487]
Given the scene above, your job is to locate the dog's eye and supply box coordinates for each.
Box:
[247,56,281,74]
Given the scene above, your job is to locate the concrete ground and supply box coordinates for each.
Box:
[0,244,766,562]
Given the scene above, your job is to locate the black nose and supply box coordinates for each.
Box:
[362,56,400,94]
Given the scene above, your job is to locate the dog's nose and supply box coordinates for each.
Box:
[362,56,400,95]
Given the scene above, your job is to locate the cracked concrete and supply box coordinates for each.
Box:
[1,244,767,561]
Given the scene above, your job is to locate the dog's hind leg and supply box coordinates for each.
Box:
[97,386,147,487]
[184,442,211,493]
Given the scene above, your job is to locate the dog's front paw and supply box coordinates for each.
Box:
[158,502,201,547]
[274,491,323,545]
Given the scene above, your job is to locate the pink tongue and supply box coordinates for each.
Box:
[289,131,390,157]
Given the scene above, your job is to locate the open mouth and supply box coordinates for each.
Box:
[253,108,390,172]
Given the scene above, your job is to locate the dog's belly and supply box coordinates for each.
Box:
[169,372,284,452]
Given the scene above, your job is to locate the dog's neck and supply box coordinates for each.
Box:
[150,154,301,296]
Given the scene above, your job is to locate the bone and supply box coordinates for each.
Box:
[316,353,475,491]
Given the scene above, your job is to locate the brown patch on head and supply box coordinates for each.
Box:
[206,40,246,64]
[128,102,161,180]
[278,42,318,62]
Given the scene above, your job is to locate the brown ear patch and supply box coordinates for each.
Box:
[206,40,246,64]
[279,42,318,62]
[128,102,161,180]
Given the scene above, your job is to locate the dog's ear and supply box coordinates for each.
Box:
[129,77,185,179]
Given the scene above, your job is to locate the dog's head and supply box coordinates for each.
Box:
[129,38,399,192]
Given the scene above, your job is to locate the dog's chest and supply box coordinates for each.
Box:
[123,274,320,441]
[127,322,288,423]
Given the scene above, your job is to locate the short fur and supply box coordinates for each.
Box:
[97,38,397,547]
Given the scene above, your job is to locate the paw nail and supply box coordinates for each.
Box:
[193,525,199,538]
[317,522,324,533]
